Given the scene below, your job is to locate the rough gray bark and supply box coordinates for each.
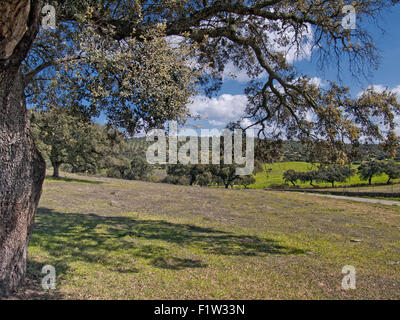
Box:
[0,0,44,296]
[0,67,45,296]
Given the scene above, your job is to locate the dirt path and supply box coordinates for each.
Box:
[297,192,400,206]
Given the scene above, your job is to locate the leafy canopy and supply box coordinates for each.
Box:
[23,0,400,159]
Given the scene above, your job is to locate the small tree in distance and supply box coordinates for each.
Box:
[299,170,319,187]
[316,165,355,188]
[236,175,256,189]
[283,170,299,187]
[30,108,116,178]
[358,160,384,185]
[382,160,400,184]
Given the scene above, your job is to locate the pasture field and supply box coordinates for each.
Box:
[326,184,400,194]
[250,161,400,189]
[12,173,400,299]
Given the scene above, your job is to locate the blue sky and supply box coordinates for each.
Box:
[185,5,400,134]
[296,5,400,94]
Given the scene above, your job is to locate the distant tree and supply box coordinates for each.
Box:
[253,139,283,164]
[197,171,213,187]
[107,153,154,181]
[299,170,318,187]
[358,160,385,185]
[382,160,400,184]
[128,155,154,181]
[316,165,355,187]
[283,170,299,187]
[30,108,114,178]
[166,164,189,182]
[167,164,212,186]
[235,175,256,189]
[107,162,131,180]
[164,135,263,188]
[210,164,239,189]
[162,175,190,186]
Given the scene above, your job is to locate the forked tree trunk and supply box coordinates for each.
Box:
[0,0,44,296]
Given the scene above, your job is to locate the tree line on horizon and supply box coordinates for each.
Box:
[283,160,400,188]
[30,107,400,189]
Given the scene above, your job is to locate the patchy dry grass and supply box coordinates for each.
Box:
[13,173,400,299]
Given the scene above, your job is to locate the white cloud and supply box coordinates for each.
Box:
[309,77,325,88]
[222,25,314,83]
[209,119,227,126]
[222,62,266,83]
[392,85,400,97]
[280,25,314,64]
[357,84,400,97]
[189,94,248,127]
[240,118,253,128]
[187,76,324,129]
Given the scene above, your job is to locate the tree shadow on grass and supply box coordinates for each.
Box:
[26,207,306,294]
[6,260,64,300]
[45,175,103,185]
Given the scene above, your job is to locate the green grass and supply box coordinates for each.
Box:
[250,161,400,189]
[44,175,104,185]
[12,172,400,299]
[251,161,313,189]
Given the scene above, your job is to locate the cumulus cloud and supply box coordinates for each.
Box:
[222,20,315,83]
[222,62,266,83]
[189,94,248,127]
[222,35,314,83]
[188,76,324,129]
[274,24,314,64]
[357,84,400,97]
[308,77,325,88]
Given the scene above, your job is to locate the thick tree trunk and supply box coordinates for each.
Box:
[0,66,46,297]
[0,0,43,297]
[52,162,61,178]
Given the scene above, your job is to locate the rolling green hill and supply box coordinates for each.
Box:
[250,161,400,189]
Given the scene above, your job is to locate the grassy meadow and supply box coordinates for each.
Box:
[12,173,400,299]
[250,161,400,189]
